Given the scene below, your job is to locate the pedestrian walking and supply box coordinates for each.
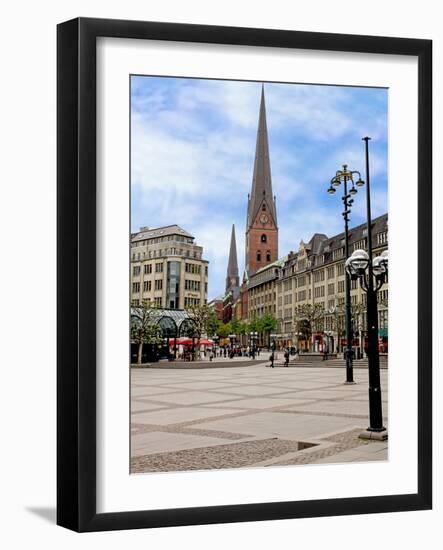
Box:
[284,348,290,367]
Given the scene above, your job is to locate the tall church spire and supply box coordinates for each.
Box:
[247,85,277,229]
[226,224,239,294]
[245,85,279,276]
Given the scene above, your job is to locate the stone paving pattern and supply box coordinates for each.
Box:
[131,363,388,473]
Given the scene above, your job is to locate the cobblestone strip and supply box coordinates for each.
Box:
[131,438,306,473]
[270,428,375,466]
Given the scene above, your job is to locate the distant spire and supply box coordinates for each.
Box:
[226,224,239,294]
[247,85,277,228]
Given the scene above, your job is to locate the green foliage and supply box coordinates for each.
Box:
[217,321,231,338]
[260,312,278,333]
[131,300,162,346]
[186,304,218,337]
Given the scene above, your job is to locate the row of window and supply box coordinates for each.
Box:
[132,234,194,247]
[131,248,201,261]
[184,297,201,307]
[185,263,202,275]
[278,307,388,332]
[313,270,325,283]
[184,280,201,292]
[133,262,209,277]
[132,280,163,293]
[256,250,272,262]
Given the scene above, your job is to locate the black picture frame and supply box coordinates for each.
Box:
[57,17,432,532]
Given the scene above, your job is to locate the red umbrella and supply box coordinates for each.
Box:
[168,337,193,346]
[198,339,214,346]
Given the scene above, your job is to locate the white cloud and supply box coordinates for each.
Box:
[131,77,388,299]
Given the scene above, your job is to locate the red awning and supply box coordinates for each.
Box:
[168,337,214,346]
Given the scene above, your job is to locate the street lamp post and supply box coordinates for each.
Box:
[270,333,277,367]
[228,334,236,358]
[345,135,388,440]
[327,165,364,384]
[249,331,258,359]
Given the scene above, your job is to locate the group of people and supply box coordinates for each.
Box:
[269,347,295,368]
[208,346,261,361]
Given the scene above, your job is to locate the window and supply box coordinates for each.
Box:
[353,238,366,251]
[185,263,201,274]
[133,266,140,276]
[257,251,261,262]
[328,283,335,295]
[314,270,325,283]
[261,234,267,243]
[143,280,151,292]
[144,264,152,274]
[154,297,162,307]
[132,282,140,293]
[377,232,388,245]
[333,248,344,260]
[262,203,266,211]
[185,280,200,292]
[337,263,345,276]
[266,251,271,261]
[314,286,325,298]
[155,262,163,273]
[379,309,388,328]
[283,280,292,291]
[338,280,345,293]
[155,279,163,290]
[298,258,306,271]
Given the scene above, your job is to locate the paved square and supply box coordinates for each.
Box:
[131,364,388,473]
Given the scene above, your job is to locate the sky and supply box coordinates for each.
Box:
[131,76,388,301]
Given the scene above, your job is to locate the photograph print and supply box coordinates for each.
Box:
[129,75,389,474]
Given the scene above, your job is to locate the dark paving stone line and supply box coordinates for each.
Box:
[275,409,388,421]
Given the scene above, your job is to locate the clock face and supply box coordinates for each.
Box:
[259,214,269,224]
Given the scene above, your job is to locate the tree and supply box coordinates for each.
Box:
[217,321,231,339]
[131,300,162,365]
[185,304,218,337]
[259,313,278,346]
[293,303,325,351]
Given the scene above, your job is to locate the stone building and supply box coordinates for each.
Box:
[274,214,388,353]
[130,224,208,309]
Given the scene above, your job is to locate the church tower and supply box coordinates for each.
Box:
[226,224,240,298]
[245,85,278,276]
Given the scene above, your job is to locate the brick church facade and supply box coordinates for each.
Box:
[223,85,279,323]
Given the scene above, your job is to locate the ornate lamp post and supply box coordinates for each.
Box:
[347,249,388,438]
[345,134,388,440]
[327,165,364,384]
